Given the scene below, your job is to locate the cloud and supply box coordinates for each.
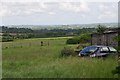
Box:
[0,2,117,25]
[0,2,48,17]
[98,11,117,19]
[59,2,90,13]
[48,12,56,15]
[99,4,109,11]
[98,3,117,20]
[0,2,83,17]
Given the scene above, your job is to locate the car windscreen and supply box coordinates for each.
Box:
[80,46,98,54]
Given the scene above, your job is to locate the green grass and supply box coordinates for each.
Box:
[2,37,118,78]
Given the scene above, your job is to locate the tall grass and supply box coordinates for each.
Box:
[2,37,118,78]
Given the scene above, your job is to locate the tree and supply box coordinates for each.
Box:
[96,25,106,34]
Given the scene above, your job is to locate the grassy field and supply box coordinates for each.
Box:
[2,37,118,78]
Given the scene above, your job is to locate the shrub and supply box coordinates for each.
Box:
[61,47,77,56]
[114,35,120,52]
[79,34,91,43]
[2,36,14,42]
[66,33,91,44]
[66,38,79,44]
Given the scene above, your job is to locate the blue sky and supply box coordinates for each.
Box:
[0,2,118,25]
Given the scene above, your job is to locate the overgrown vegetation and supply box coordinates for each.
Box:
[66,33,91,44]
[2,36,14,42]
[114,35,120,52]
[2,37,118,78]
[96,25,107,33]
[61,47,77,56]
[1,24,118,78]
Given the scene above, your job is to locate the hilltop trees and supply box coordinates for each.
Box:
[1,26,33,33]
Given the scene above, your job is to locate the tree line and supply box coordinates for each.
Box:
[0,26,96,42]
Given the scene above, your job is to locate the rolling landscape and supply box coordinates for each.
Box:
[1,23,119,78]
[1,1,119,79]
[2,37,118,78]
[7,23,118,30]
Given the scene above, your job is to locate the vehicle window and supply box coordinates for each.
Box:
[81,46,98,54]
[109,47,117,52]
[100,47,109,53]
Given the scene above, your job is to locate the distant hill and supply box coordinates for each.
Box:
[5,23,118,30]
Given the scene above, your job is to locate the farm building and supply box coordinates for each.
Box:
[91,28,118,47]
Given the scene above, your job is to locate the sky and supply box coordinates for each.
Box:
[0,1,118,26]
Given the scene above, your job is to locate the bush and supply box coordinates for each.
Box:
[2,36,14,42]
[61,47,77,56]
[66,38,79,44]
[79,34,91,43]
[66,33,91,44]
[114,35,120,52]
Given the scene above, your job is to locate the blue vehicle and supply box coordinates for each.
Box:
[78,45,117,57]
